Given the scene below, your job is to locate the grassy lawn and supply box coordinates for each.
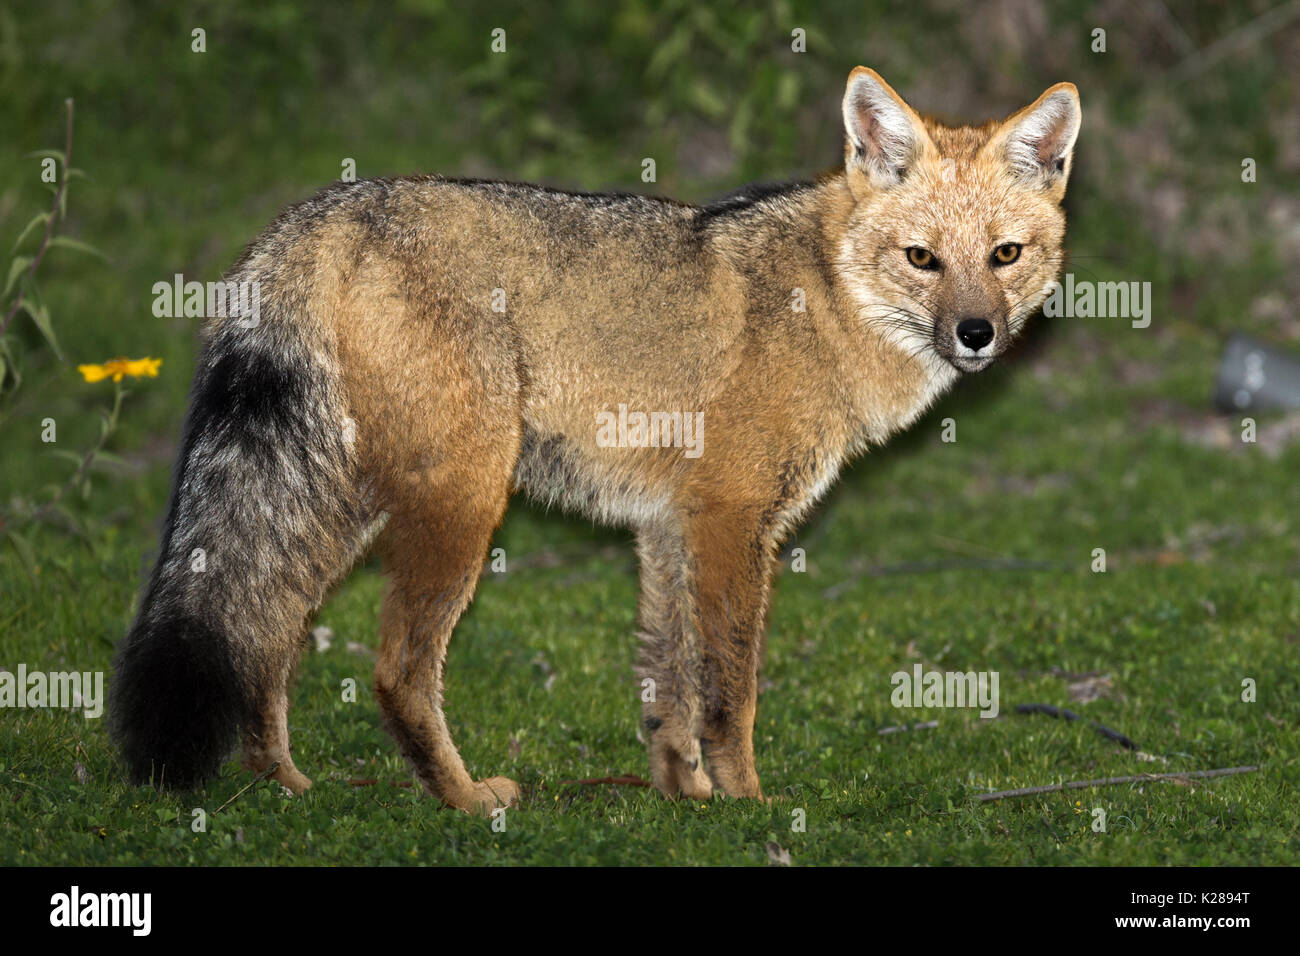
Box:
[1,1,1297,865]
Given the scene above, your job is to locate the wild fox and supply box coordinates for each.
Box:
[110,68,1081,812]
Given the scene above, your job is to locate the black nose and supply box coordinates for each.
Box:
[956,318,995,351]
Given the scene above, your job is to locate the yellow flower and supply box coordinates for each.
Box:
[78,357,162,383]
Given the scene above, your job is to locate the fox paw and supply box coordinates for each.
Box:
[650,739,714,801]
[243,757,312,795]
[447,776,520,815]
[274,764,312,793]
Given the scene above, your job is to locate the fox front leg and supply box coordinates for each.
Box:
[635,521,714,800]
[687,505,777,800]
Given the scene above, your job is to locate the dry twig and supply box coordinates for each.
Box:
[977,765,1259,802]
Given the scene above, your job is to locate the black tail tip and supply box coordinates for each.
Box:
[108,612,250,791]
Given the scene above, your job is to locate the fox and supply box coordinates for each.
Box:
[109,68,1081,812]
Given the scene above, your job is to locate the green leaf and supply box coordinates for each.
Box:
[690,81,727,120]
[0,337,20,390]
[90,450,126,468]
[3,256,32,298]
[646,24,690,80]
[43,503,84,538]
[10,212,50,253]
[18,276,63,360]
[47,236,108,261]
[25,148,65,165]
[5,530,37,581]
[46,449,85,466]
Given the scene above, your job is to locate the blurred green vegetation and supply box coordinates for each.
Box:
[0,0,1297,864]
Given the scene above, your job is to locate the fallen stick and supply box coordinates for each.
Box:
[555,775,654,789]
[878,721,939,735]
[215,761,279,814]
[977,765,1259,802]
[347,779,413,788]
[1015,703,1138,751]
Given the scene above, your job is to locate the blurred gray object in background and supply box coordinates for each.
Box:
[1214,334,1300,412]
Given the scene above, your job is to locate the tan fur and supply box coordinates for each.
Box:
[120,69,1079,811]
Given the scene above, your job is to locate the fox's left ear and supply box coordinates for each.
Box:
[985,82,1081,198]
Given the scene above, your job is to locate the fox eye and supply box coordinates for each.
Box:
[905,247,939,270]
[992,243,1022,266]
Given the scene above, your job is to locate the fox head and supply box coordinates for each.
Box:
[835,68,1081,374]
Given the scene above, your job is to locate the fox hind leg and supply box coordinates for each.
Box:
[238,547,375,794]
[242,676,313,794]
[231,498,377,794]
[336,270,525,812]
[373,467,517,814]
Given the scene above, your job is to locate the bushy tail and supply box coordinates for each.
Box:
[109,303,362,789]
[108,613,251,789]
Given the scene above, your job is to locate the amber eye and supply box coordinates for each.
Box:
[906,247,939,270]
[992,243,1022,266]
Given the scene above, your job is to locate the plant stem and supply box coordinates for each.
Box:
[26,379,122,526]
[0,98,74,340]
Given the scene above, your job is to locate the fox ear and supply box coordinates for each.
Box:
[842,67,932,194]
[991,82,1081,194]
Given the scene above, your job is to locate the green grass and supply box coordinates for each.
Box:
[1,0,1298,865]
[3,348,1297,865]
